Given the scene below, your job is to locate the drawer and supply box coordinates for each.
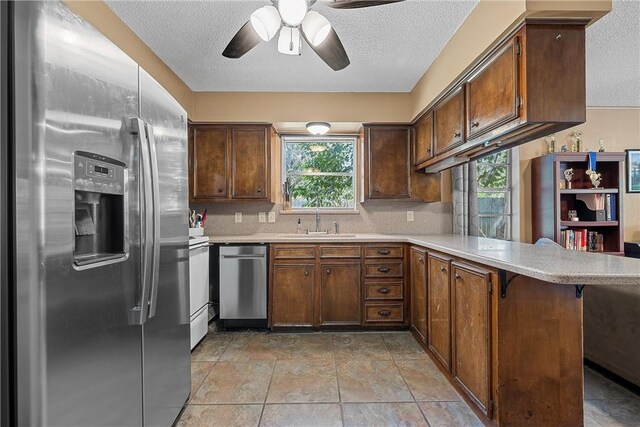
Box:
[365,281,404,300]
[365,261,404,278]
[272,245,316,260]
[364,303,404,323]
[319,245,361,259]
[365,245,404,259]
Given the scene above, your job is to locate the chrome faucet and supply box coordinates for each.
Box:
[315,207,321,233]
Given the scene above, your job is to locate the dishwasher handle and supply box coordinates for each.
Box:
[220,254,267,259]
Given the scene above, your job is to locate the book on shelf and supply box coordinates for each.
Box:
[561,229,603,251]
[604,194,617,221]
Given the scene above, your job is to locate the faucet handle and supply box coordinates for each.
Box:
[334,221,340,235]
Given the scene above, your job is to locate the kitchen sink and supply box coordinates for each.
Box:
[277,233,357,239]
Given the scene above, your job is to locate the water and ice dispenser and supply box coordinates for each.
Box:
[73,151,127,268]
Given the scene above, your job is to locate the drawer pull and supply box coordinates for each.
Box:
[454,132,462,138]
[440,266,447,273]
[378,310,391,317]
[377,248,390,255]
[455,273,461,280]
[304,269,309,277]
[471,121,480,128]
[378,287,391,294]
[326,268,331,275]
[378,267,391,273]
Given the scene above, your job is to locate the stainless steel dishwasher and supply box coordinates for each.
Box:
[219,245,268,328]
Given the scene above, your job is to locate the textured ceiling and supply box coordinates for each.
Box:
[585,0,640,107]
[106,0,479,92]
[106,0,640,106]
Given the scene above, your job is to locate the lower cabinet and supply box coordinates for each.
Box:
[320,262,361,326]
[270,263,315,328]
[427,253,452,371]
[451,260,493,417]
[410,247,428,343]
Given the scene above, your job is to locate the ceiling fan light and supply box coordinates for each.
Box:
[306,122,331,135]
[277,27,302,55]
[250,5,281,41]
[302,11,332,46]
[278,0,308,26]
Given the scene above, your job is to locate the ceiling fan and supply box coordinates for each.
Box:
[222,0,406,71]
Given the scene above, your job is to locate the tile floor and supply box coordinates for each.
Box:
[179,329,640,427]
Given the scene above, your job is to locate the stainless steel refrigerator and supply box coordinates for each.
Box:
[0,1,191,426]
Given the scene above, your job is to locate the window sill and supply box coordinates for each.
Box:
[279,209,361,215]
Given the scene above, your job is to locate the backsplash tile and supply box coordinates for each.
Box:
[189,201,453,236]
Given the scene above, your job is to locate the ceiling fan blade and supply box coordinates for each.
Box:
[322,0,406,9]
[303,27,350,71]
[222,21,262,59]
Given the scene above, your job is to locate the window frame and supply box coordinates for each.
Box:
[281,135,358,212]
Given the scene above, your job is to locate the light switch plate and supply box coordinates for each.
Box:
[407,211,414,222]
[268,212,276,223]
[234,212,242,223]
[258,212,266,223]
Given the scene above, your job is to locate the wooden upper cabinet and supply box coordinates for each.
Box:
[466,38,520,141]
[231,127,269,199]
[320,262,361,326]
[451,261,493,417]
[365,126,411,199]
[413,111,434,165]
[191,126,228,199]
[189,123,271,202]
[427,253,452,371]
[434,87,465,155]
[271,263,315,328]
[410,247,427,343]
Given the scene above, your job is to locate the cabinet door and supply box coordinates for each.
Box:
[410,247,427,343]
[366,126,411,199]
[191,126,228,199]
[413,111,434,165]
[231,127,269,199]
[451,261,492,416]
[434,87,465,155]
[427,254,451,371]
[320,262,361,326]
[271,263,315,327]
[466,38,519,140]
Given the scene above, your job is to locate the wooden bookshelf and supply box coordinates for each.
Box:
[532,152,625,253]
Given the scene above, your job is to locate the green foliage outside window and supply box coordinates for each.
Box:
[284,140,355,209]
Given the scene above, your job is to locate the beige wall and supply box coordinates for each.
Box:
[65,1,194,115]
[519,108,640,243]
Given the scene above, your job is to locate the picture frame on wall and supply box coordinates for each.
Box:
[626,149,640,193]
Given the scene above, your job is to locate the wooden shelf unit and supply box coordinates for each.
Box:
[532,152,625,253]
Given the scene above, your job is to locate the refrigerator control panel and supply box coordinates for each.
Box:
[73,151,126,195]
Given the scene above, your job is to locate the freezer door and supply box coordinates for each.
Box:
[139,68,191,426]
[13,2,144,426]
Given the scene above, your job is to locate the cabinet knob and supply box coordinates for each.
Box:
[378,310,391,317]
[326,268,331,275]
[377,248,390,255]
[218,188,224,193]
[471,121,480,128]
[257,188,262,193]
[427,147,431,153]
[374,188,379,193]
[304,269,309,277]
[455,273,461,280]
[440,266,447,273]
[419,257,424,263]
[454,132,462,138]
[378,267,391,273]
[378,287,391,294]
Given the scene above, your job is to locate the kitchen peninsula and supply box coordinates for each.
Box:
[209,233,640,425]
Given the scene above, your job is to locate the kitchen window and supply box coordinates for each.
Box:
[282,136,357,211]
[475,149,517,240]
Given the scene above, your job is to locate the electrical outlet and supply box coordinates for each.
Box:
[258,212,266,223]
[234,212,242,223]
[407,211,414,222]
[268,212,276,223]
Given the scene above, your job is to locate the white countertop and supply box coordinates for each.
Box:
[207,233,640,285]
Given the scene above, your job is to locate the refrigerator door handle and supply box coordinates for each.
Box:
[129,117,154,324]
[145,122,161,320]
